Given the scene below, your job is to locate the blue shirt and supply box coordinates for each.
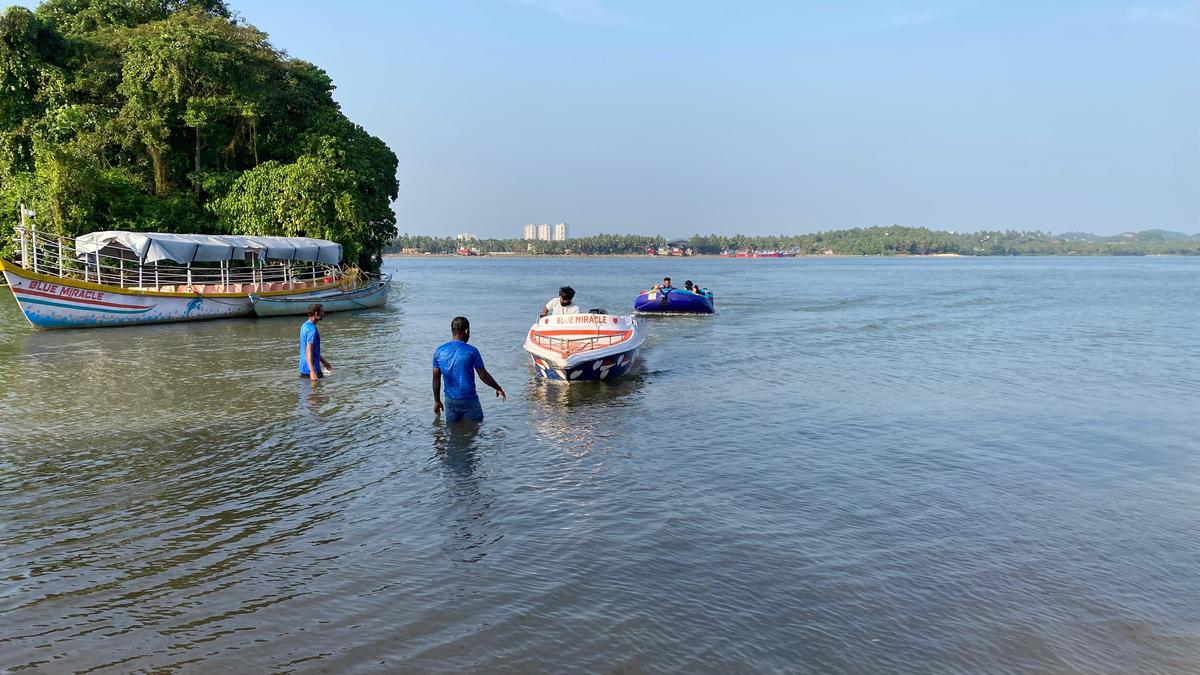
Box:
[433,340,484,401]
[299,319,321,375]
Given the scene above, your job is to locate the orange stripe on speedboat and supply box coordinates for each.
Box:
[528,329,634,356]
[12,286,149,310]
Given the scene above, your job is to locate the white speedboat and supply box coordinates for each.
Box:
[523,312,644,382]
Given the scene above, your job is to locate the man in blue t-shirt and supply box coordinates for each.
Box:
[299,303,332,381]
[432,316,506,422]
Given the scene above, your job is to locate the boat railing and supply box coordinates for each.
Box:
[530,331,629,354]
[12,226,339,292]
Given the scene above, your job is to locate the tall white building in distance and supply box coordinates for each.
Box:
[523,223,570,241]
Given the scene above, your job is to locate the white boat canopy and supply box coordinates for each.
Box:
[74,231,343,265]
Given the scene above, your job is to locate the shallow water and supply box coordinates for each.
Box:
[1,256,1198,673]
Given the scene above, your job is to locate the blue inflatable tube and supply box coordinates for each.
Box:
[633,287,714,314]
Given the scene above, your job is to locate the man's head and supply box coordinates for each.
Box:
[451,316,470,341]
[662,277,671,287]
[559,286,575,305]
[684,280,694,291]
[307,304,324,321]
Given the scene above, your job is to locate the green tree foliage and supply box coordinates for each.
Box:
[0,7,67,174]
[0,0,397,269]
[37,0,229,38]
[209,138,394,268]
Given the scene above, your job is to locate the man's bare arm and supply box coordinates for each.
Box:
[476,367,506,401]
[432,368,444,415]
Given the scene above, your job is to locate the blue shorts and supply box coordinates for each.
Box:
[444,397,484,423]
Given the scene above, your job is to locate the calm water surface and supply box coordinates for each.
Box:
[1,256,1198,673]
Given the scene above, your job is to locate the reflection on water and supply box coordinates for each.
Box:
[525,373,647,456]
[432,418,482,472]
[526,373,647,410]
[430,421,499,564]
[296,376,335,415]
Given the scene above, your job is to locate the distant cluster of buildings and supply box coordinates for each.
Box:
[523,223,569,241]
[447,226,570,242]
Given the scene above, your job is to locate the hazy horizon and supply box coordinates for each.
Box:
[396,224,1200,239]
[14,0,1200,238]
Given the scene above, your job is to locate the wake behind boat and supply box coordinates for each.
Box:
[1,227,345,329]
[524,313,644,382]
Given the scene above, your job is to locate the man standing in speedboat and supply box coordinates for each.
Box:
[300,303,332,381]
[433,316,506,422]
[539,286,580,317]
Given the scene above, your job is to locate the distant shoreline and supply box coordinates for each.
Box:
[383,252,966,259]
[384,252,1196,258]
[386,227,1200,258]
[380,252,1190,259]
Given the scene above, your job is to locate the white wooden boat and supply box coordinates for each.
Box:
[250,274,391,316]
[1,228,345,329]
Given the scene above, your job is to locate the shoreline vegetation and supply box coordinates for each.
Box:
[387,227,1200,257]
[0,1,398,272]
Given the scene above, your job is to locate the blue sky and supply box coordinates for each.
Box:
[22,1,1200,236]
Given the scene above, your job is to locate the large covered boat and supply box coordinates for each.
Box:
[1,227,345,329]
[633,287,715,314]
[524,313,644,382]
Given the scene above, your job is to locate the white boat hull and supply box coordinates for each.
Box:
[250,276,391,317]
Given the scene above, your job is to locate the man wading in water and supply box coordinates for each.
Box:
[432,316,506,422]
[300,303,332,381]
